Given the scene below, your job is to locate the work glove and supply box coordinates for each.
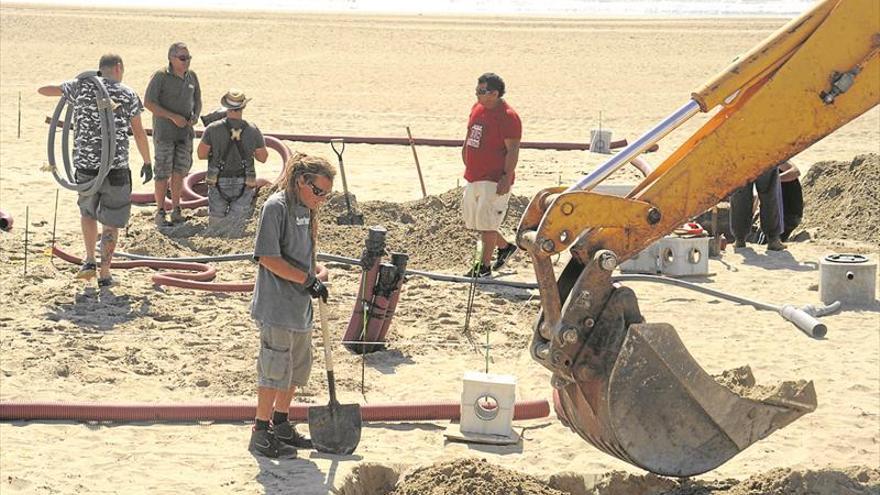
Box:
[205,173,218,187]
[303,274,329,303]
[245,177,257,188]
[140,163,153,184]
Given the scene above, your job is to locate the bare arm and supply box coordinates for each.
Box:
[38,85,63,97]
[197,141,210,160]
[130,114,151,165]
[254,147,268,163]
[144,99,187,128]
[496,137,521,195]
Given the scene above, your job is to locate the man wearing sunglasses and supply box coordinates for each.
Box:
[461,72,522,278]
[249,153,335,458]
[144,41,202,227]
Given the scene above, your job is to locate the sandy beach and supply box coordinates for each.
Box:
[0,4,878,494]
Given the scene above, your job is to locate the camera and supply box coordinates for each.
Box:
[200,107,226,127]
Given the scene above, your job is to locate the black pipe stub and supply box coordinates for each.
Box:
[824,253,869,264]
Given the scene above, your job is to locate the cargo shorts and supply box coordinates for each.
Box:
[154,139,194,180]
[462,180,511,232]
[75,168,132,228]
[256,323,313,390]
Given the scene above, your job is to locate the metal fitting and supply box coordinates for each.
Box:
[560,202,574,215]
[562,328,579,344]
[582,317,595,328]
[535,343,550,360]
[598,251,618,271]
[541,239,556,253]
[551,374,571,390]
[647,207,662,225]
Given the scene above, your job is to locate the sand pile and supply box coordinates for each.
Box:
[123,186,529,272]
[800,153,879,244]
[337,459,879,495]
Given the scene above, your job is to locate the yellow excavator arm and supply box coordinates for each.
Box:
[517,0,879,477]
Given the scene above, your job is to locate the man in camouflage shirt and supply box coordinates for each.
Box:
[145,41,202,226]
[39,53,152,286]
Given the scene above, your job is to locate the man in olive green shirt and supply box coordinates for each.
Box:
[145,41,202,226]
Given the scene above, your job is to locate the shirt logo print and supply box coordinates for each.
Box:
[295,216,310,226]
[466,124,483,148]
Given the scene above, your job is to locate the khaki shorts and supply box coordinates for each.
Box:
[75,168,132,228]
[462,180,510,231]
[256,323,313,390]
[153,139,193,180]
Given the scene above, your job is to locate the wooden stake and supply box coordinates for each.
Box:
[51,189,59,267]
[405,126,428,199]
[24,206,29,275]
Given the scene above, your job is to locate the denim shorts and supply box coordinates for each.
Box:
[256,323,313,390]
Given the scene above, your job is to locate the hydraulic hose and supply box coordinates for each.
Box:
[0,399,550,423]
[0,210,12,232]
[47,71,117,197]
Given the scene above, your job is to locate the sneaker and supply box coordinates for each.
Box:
[75,261,97,280]
[491,243,518,271]
[464,262,491,278]
[766,237,787,252]
[97,277,113,288]
[154,210,169,227]
[248,428,297,459]
[273,421,314,449]
[170,207,184,224]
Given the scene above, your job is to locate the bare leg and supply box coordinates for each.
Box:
[81,217,98,263]
[154,178,169,211]
[480,231,497,266]
[170,173,185,210]
[273,386,297,415]
[256,386,278,422]
[98,226,118,279]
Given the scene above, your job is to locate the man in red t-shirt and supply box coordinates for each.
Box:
[461,72,522,277]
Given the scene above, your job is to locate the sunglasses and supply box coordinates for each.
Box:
[305,180,329,197]
[475,87,494,95]
[176,55,192,62]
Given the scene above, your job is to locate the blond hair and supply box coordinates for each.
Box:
[276,152,337,240]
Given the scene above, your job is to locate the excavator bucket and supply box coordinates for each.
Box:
[552,321,816,476]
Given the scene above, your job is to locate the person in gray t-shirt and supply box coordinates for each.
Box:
[197,89,267,235]
[248,153,336,459]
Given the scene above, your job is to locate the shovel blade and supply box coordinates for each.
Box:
[308,402,362,455]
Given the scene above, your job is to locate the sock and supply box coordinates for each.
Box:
[272,411,288,426]
[255,419,270,431]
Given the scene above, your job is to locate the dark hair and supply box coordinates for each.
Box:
[167,42,188,59]
[98,54,123,72]
[478,72,505,97]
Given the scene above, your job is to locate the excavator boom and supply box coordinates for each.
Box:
[518,0,879,476]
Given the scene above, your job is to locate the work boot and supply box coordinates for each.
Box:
[154,209,169,228]
[766,237,787,252]
[248,428,297,459]
[464,262,491,278]
[170,207,184,224]
[491,243,518,271]
[274,421,314,449]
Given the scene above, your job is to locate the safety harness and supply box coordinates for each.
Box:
[211,118,251,213]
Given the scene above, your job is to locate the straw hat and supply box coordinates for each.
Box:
[220,89,251,110]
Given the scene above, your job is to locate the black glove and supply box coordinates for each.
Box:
[304,274,328,302]
[140,163,153,184]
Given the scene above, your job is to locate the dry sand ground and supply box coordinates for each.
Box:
[0,4,879,494]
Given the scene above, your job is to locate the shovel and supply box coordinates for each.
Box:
[330,138,364,225]
[308,297,362,455]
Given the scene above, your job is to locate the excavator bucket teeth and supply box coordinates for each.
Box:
[554,322,816,477]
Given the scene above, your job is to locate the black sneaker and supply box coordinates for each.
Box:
[248,428,297,459]
[76,261,97,280]
[491,243,518,271]
[464,263,491,278]
[274,421,314,449]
